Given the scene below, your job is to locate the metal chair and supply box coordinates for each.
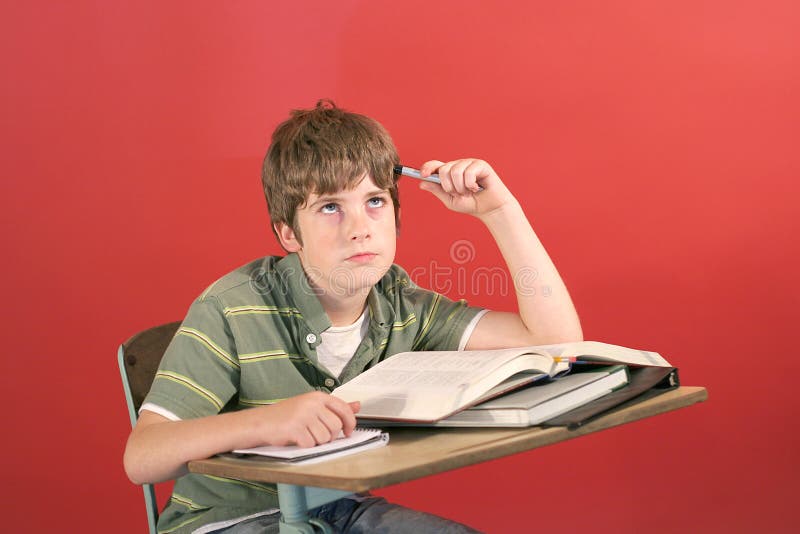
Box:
[118,321,181,534]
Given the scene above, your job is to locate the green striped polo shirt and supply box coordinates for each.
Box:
[143,253,484,534]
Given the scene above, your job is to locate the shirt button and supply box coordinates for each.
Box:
[324,378,335,388]
[306,333,317,344]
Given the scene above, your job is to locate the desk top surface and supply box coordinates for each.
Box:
[188,386,707,492]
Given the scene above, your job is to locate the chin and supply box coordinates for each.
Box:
[326,261,389,296]
[356,262,391,287]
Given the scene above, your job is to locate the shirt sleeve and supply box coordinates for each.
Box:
[457,309,490,350]
[141,296,241,420]
[404,282,486,352]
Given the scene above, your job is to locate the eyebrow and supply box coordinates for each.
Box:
[309,190,389,209]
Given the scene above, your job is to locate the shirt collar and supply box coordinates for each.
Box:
[276,253,393,334]
[366,280,390,328]
[275,253,331,335]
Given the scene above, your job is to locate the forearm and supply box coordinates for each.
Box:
[479,199,582,343]
[124,392,359,485]
[123,409,263,485]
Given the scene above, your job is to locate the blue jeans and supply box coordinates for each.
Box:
[213,494,482,533]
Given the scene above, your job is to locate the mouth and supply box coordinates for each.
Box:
[346,252,378,263]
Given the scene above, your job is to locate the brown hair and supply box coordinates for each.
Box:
[262,99,400,247]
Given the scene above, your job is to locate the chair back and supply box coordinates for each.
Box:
[118,321,181,534]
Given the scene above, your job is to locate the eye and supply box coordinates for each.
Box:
[320,203,339,214]
[367,196,386,208]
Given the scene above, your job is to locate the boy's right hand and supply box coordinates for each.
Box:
[252,392,360,449]
[125,392,360,485]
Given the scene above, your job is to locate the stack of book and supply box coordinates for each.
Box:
[333,341,678,427]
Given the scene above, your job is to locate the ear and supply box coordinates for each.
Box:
[275,223,302,252]
[395,206,401,238]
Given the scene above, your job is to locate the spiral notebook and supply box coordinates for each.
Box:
[232,428,389,465]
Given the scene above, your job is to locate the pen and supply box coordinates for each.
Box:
[393,164,484,191]
[393,165,441,184]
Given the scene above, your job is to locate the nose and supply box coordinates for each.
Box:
[347,208,371,241]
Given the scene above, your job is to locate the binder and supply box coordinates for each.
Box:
[542,366,680,429]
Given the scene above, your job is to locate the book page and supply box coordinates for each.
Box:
[342,368,477,389]
[530,341,671,367]
[334,347,550,394]
[333,348,560,421]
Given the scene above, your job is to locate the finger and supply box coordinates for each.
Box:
[328,395,360,414]
[437,162,455,194]
[307,419,333,444]
[463,159,485,192]
[327,396,359,436]
[449,159,472,195]
[316,406,345,436]
[294,428,316,449]
[341,417,357,437]
[418,180,452,206]
[420,160,444,177]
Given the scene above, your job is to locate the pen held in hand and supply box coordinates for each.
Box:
[393,165,484,192]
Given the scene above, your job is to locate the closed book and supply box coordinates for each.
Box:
[543,366,680,428]
[432,366,630,427]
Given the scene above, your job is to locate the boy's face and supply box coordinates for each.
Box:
[276,173,397,300]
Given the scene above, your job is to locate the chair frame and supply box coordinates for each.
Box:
[119,344,159,534]
[118,322,181,534]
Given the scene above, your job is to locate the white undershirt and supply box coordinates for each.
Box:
[316,308,371,378]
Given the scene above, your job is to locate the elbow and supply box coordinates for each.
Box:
[561,314,583,343]
[566,322,584,343]
[123,436,153,486]
[539,332,583,345]
[123,444,145,486]
[123,431,186,485]
[568,322,584,342]
[125,469,147,487]
[537,320,583,345]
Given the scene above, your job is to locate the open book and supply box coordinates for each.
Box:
[332,341,670,423]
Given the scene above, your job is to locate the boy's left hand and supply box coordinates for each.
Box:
[419,158,516,218]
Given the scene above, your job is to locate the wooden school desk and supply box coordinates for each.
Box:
[189,386,707,534]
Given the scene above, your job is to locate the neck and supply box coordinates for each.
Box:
[293,254,371,326]
[318,292,368,326]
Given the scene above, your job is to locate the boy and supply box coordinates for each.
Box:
[124,100,582,533]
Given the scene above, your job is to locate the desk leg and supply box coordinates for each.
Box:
[277,483,354,534]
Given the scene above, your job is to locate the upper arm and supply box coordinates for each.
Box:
[464,310,584,350]
[131,409,172,433]
[463,310,535,350]
[126,410,173,452]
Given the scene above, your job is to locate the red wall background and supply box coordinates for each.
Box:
[2,1,797,532]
